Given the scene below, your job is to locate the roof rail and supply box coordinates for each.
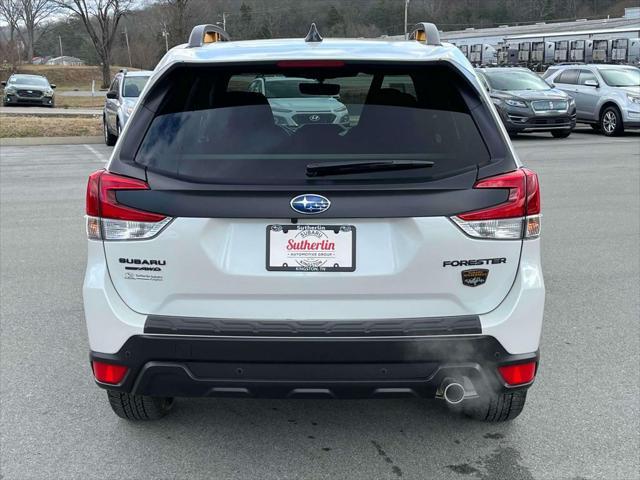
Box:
[409,23,441,46]
[188,24,230,48]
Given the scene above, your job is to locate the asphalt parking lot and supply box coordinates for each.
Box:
[1,129,638,480]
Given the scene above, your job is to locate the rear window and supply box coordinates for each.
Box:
[135,64,491,185]
[122,76,149,97]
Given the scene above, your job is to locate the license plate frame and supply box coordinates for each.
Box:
[266,224,356,272]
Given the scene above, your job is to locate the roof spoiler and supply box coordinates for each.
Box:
[410,22,441,46]
[188,24,230,48]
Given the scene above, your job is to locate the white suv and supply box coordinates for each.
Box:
[84,23,544,422]
[247,76,350,131]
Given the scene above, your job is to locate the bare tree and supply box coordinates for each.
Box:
[165,0,190,44]
[17,0,57,61]
[55,0,132,87]
[0,0,24,63]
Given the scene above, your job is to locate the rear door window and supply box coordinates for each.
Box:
[135,64,491,185]
[555,69,579,85]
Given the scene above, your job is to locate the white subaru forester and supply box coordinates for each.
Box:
[83,23,544,422]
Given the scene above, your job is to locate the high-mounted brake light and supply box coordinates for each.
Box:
[451,168,541,240]
[498,361,537,386]
[277,60,345,68]
[92,360,128,385]
[85,170,171,241]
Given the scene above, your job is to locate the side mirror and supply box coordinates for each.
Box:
[50,84,56,89]
[106,91,118,99]
[1,81,6,87]
[584,79,599,88]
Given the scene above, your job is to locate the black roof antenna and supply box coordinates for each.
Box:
[305,23,323,42]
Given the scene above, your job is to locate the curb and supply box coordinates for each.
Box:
[1,111,101,117]
[0,136,104,146]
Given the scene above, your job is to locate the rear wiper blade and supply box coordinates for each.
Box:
[306,160,435,177]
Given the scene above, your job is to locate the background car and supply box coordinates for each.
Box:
[1,74,56,107]
[103,69,152,146]
[248,76,350,131]
[544,64,640,136]
[477,67,576,138]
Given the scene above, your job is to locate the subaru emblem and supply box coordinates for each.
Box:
[290,194,331,215]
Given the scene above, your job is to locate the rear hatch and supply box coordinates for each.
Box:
[98,62,527,320]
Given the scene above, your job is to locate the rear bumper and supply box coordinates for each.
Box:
[91,335,538,399]
[83,238,545,356]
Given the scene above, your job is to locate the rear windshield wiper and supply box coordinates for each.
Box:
[306,160,435,177]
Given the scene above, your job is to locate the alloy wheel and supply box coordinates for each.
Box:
[602,111,616,134]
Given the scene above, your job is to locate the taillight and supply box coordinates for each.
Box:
[451,168,541,240]
[85,170,171,241]
[92,360,128,385]
[498,361,537,386]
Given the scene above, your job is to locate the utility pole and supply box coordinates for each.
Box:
[123,26,132,67]
[58,35,63,58]
[404,0,410,39]
[222,12,227,30]
[162,23,169,53]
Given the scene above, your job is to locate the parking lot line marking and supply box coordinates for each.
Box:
[83,144,108,164]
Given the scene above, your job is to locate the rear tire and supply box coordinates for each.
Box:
[106,390,174,421]
[599,105,623,136]
[104,117,117,146]
[551,130,571,138]
[463,389,527,422]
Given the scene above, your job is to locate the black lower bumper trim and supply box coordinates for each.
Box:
[91,335,538,399]
[144,315,482,337]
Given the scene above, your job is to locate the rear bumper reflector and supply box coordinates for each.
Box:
[92,360,129,385]
[498,361,537,386]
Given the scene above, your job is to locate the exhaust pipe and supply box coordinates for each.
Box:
[441,379,466,405]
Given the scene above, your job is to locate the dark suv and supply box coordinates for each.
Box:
[477,67,576,138]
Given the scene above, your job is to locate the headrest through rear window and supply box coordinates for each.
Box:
[367,88,416,107]
[124,84,140,97]
[216,91,269,107]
